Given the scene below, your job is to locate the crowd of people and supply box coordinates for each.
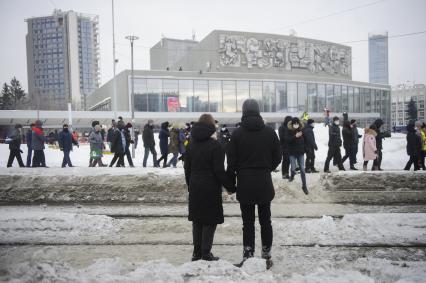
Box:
[3,98,426,268]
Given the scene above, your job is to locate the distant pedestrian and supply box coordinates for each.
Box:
[278,116,292,179]
[110,121,126,167]
[420,123,426,170]
[142,119,158,167]
[303,119,318,173]
[157,122,170,168]
[324,116,345,173]
[167,124,181,168]
[31,120,48,167]
[351,119,362,165]
[184,114,235,261]
[26,123,34,167]
[287,117,309,194]
[301,111,309,123]
[58,124,76,168]
[324,107,331,127]
[121,123,134,167]
[88,121,100,166]
[404,123,422,171]
[89,124,107,167]
[107,119,117,151]
[371,119,385,170]
[219,124,231,149]
[6,124,25,168]
[341,120,357,170]
[362,126,377,171]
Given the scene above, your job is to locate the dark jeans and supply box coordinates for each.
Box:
[373,149,383,169]
[342,145,356,167]
[290,154,307,188]
[192,222,217,257]
[110,153,124,167]
[26,148,32,167]
[32,150,46,167]
[305,148,315,170]
[421,151,426,170]
[62,150,72,167]
[123,147,134,166]
[7,149,25,167]
[167,153,178,167]
[240,202,272,251]
[404,155,420,171]
[143,146,157,167]
[157,153,168,167]
[353,143,359,163]
[281,150,290,177]
[324,146,344,171]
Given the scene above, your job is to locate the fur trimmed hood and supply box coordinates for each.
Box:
[364,127,377,136]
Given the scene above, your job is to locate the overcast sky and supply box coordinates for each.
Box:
[0,0,425,90]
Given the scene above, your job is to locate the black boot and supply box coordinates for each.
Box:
[235,246,254,267]
[201,252,219,261]
[302,185,309,195]
[261,246,273,270]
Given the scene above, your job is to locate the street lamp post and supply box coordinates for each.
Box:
[125,35,139,158]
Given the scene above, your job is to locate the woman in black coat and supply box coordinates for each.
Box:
[341,120,356,169]
[184,114,235,262]
[404,123,422,171]
[157,121,170,167]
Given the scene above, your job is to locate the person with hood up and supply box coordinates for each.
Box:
[404,123,422,171]
[142,119,158,167]
[109,121,126,167]
[25,123,34,167]
[302,119,318,173]
[371,119,385,170]
[278,116,292,179]
[157,121,170,168]
[6,124,25,167]
[184,114,235,262]
[219,124,231,150]
[58,124,77,168]
[121,123,134,167]
[89,124,107,167]
[324,116,345,173]
[341,120,357,170]
[167,124,181,168]
[107,119,117,151]
[287,117,309,194]
[351,119,362,164]
[226,99,281,269]
[31,120,48,167]
[362,126,378,171]
[88,121,100,166]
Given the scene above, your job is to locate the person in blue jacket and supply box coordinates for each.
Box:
[58,124,77,167]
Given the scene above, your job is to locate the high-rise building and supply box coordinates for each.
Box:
[26,10,100,110]
[391,83,426,126]
[369,31,389,85]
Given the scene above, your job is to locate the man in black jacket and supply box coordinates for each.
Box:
[302,119,318,173]
[227,99,281,269]
[6,124,25,167]
[341,120,357,170]
[404,123,422,170]
[278,116,292,179]
[142,119,158,167]
[351,119,362,164]
[371,119,386,170]
[288,117,309,194]
[324,116,345,173]
[109,121,126,167]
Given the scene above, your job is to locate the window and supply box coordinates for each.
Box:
[222,80,236,113]
[342,86,348,112]
[249,81,263,111]
[236,81,249,112]
[276,82,287,112]
[162,79,178,112]
[307,83,317,113]
[209,80,222,112]
[326,85,334,112]
[317,84,326,111]
[287,82,297,113]
[179,80,193,112]
[194,80,209,112]
[263,81,275,112]
[334,85,341,113]
[297,83,307,112]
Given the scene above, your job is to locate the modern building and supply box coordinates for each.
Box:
[391,83,426,126]
[89,30,391,128]
[26,9,100,111]
[369,31,389,85]
[150,38,199,71]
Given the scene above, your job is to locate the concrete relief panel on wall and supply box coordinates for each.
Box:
[219,34,351,77]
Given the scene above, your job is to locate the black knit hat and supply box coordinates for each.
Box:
[350,119,356,124]
[333,116,340,121]
[307,119,315,125]
[242,99,260,116]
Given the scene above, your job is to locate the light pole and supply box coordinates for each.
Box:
[112,0,117,119]
[125,35,139,158]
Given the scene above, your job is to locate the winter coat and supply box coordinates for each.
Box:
[219,128,231,148]
[352,127,361,145]
[31,127,47,150]
[8,128,22,151]
[287,121,305,156]
[226,114,282,204]
[406,124,422,157]
[342,125,354,149]
[89,131,104,157]
[58,130,74,151]
[124,129,132,149]
[278,120,291,152]
[328,124,342,148]
[184,122,235,224]
[302,123,318,151]
[107,127,115,142]
[178,130,186,154]
[363,128,377,161]
[110,129,126,154]
[142,124,155,147]
[168,128,180,154]
[371,119,384,150]
[26,130,32,149]
[421,130,426,152]
[159,123,170,155]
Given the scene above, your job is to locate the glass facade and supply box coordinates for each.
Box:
[130,77,391,126]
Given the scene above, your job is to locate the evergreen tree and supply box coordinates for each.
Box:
[0,77,27,109]
[10,77,26,105]
[407,98,418,123]
[0,83,12,110]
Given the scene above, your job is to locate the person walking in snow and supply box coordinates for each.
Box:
[324,116,345,173]
[89,124,107,167]
[25,123,34,167]
[278,116,292,179]
[107,119,117,151]
[58,124,77,168]
[88,121,100,166]
[303,119,318,173]
[142,119,158,167]
[371,119,386,170]
[362,126,378,171]
[219,124,231,150]
[287,117,309,194]
[110,121,126,167]
[341,120,357,170]
[351,119,362,165]
[184,114,235,262]
[419,123,426,170]
[6,124,25,168]
[226,99,281,269]
[157,121,170,168]
[324,107,331,127]
[120,123,134,167]
[404,123,422,171]
[31,120,48,167]
[167,124,181,168]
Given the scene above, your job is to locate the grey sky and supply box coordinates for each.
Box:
[0,0,425,91]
